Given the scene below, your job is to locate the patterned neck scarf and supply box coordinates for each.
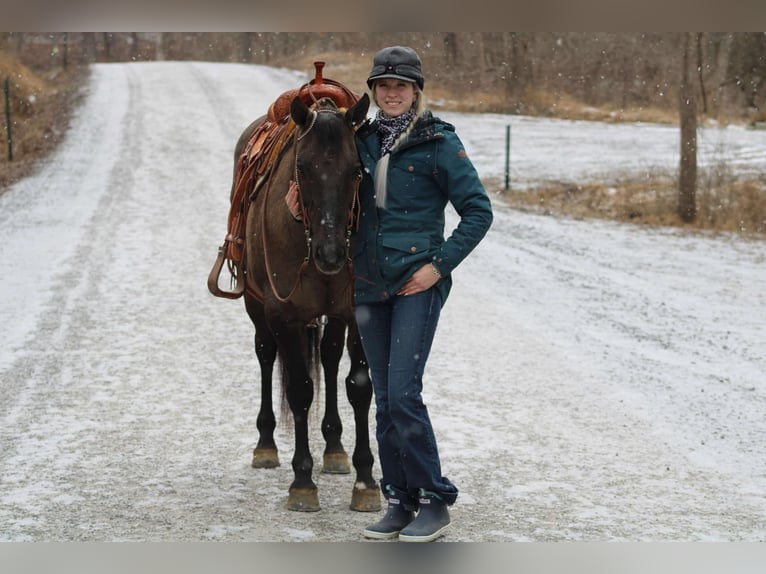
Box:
[376,109,415,155]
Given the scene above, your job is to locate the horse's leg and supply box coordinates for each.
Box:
[274,321,320,511]
[319,317,351,474]
[345,322,381,512]
[246,297,280,468]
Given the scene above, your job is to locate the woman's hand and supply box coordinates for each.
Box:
[285,180,303,222]
[397,263,441,296]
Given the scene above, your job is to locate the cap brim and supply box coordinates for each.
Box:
[367,73,418,86]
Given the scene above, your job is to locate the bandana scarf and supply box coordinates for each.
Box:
[376,109,415,155]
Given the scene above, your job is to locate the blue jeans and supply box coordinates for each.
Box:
[355,288,458,508]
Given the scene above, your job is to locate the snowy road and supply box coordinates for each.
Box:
[1,62,765,541]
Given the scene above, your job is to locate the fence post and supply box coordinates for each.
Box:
[4,77,12,162]
[504,124,510,190]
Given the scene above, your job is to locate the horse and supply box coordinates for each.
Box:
[229,90,379,513]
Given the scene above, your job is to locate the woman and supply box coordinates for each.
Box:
[352,45,493,542]
[287,45,492,542]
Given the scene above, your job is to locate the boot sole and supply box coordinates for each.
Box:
[362,528,401,540]
[398,521,451,543]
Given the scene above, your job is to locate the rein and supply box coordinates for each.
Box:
[259,108,361,304]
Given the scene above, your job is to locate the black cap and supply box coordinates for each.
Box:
[366,46,424,90]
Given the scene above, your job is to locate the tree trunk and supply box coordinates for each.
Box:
[678,32,698,223]
[103,33,112,61]
[477,33,487,89]
[696,32,708,114]
[130,32,139,61]
[156,33,165,61]
[239,33,253,63]
[82,32,98,63]
[443,32,458,68]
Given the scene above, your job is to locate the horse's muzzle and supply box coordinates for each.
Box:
[314,241,347,275]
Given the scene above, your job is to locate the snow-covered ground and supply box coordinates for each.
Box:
[457,106,766,189]
[0,61,764,542]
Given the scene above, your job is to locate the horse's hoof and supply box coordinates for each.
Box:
[287,487,321,512]
[350,484,381,512]
[252,447,280,469]
[322,451,350,474]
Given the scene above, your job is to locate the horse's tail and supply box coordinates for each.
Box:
[278,321,323,423]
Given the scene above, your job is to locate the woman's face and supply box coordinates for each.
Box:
[374,79,416,118]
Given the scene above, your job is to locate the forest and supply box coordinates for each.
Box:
[4,32,766,122]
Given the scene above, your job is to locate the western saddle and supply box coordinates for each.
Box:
[207,62,360,300]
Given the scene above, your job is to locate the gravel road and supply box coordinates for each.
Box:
[1,62,764,542]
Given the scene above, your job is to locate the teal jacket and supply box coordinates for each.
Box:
[352,111,493,306]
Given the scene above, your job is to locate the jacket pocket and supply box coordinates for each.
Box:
[380,234,431,278]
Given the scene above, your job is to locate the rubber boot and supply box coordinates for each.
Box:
[398,493,451,542]
[362,497,415,540]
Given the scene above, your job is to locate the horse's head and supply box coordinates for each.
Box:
[290,94,370,275]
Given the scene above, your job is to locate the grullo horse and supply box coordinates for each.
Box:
[231,91,379,512]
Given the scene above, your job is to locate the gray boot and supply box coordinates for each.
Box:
[398,493,451,542]
[362,497,415,540]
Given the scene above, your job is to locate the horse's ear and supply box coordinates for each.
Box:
[291,96,311,128]
[345,93,370,129]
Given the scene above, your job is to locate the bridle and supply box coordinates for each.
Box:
[259,107,362,304]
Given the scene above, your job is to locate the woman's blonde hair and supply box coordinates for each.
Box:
[373,85,427,209]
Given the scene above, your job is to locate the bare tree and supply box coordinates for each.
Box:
[103,33,112,61]
[696,33,708,114]
[507,32,529,98]
[130,32,139,61]
[81,33,98,63]
[443,32,458,68]
[155,33,165,61]
[727,32,766,112]
[239,33,254,63]
[678,32,698,223]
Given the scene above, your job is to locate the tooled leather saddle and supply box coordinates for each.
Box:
[207,62,360,300]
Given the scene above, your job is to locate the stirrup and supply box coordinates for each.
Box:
[207,246,245,299]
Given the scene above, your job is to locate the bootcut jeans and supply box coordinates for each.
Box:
[354,287,458,508]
